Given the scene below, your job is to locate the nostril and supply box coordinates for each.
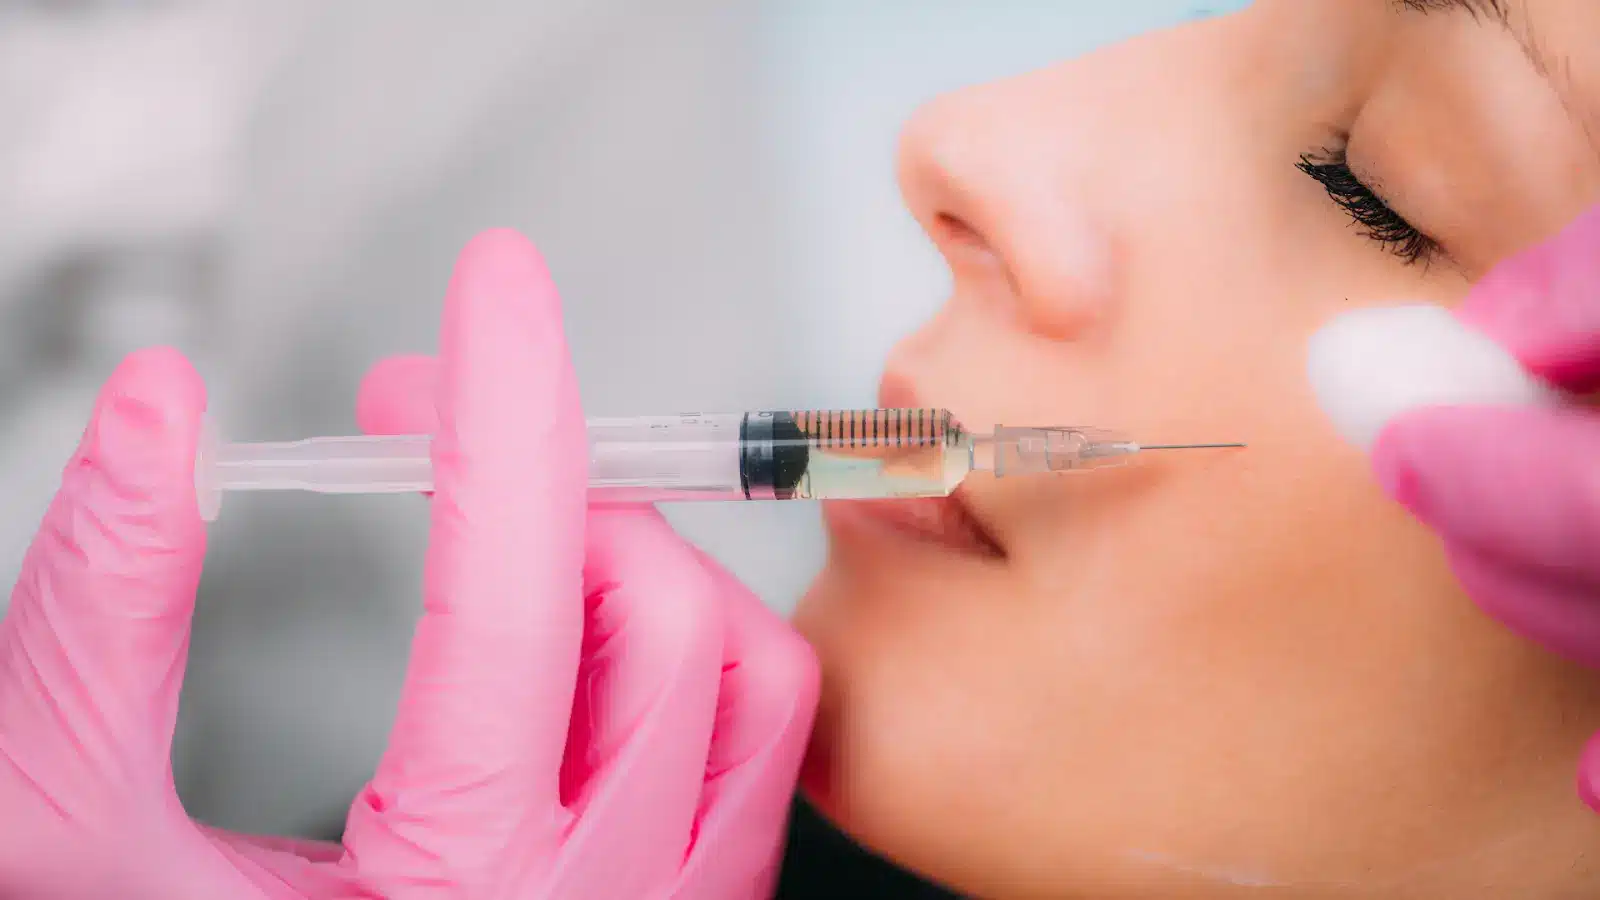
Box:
[932,213,1005,274]
[934,213,990,252]
[932,210,1026,307]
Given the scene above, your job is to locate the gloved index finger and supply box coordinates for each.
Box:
[345,231,587,867]
[1460,202,1600,393]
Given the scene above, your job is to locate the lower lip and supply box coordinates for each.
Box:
[824,496,1001,557]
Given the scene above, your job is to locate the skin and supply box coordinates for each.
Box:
[792,1,1600,897]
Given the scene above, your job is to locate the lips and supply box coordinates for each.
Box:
[827,491,1002,558]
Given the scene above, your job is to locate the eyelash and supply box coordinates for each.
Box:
[1297,147,1438,265]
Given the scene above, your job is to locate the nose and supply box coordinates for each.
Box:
[897,78,1115,341]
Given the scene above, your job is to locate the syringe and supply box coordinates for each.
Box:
[195,408,1243,521]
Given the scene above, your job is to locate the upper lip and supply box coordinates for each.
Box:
[870,375,1007,555]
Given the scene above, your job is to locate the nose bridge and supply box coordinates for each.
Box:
[897,70,1114,341]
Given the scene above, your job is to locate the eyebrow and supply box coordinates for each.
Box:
[1397,0,1598,155]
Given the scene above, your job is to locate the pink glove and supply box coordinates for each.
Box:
[346,230,820,898]
[1365,205,1600,810]
[0,228,819,899]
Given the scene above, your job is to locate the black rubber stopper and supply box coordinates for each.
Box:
[741,411,811,500]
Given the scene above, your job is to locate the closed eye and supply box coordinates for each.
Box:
[1298,147,1439,266]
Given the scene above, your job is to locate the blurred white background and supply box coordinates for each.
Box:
[0,0,1243,838]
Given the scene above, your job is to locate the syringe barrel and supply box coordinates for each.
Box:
[593,409,962,501]
[197,409,966,521]
[587,414,747,499]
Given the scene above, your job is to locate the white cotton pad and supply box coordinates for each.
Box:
[1306,304,1563,452]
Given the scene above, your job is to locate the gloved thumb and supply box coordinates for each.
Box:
[1372,404,1600,666]
[0,347,208,775]
[1373,405,1599,584]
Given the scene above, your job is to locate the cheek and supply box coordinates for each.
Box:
[1029,275,1433,677]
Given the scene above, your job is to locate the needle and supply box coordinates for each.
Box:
[1137,443,1247,451]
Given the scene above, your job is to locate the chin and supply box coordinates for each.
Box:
[788,499,1026,887]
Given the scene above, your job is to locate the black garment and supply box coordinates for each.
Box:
[775,798,966,899]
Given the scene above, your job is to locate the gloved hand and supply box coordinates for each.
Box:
[346,231,821,898]
[1342,205,1600,809]
[0,228,819,899]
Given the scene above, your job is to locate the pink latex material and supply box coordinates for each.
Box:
[1371,204,1600,812]
[0,229,819,898]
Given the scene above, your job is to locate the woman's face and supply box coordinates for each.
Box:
[793,1,1600,895]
